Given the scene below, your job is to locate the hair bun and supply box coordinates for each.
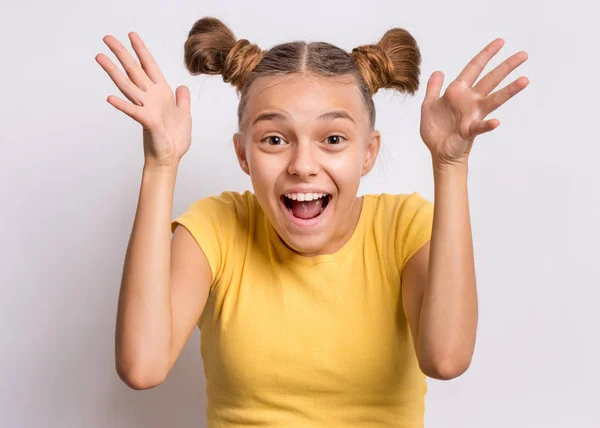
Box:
[222,39,265,90]
[184,17,265,91]
[351,28,421,95]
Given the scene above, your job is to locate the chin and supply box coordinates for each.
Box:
[280,231,330,256]
[268,201,334,256]
[259,188,341,256]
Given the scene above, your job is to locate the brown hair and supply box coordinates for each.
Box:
[184,17,421,130]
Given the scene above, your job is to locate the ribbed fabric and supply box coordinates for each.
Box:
[171,190,434,427]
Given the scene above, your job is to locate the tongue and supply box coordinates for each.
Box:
[291,199,323,219]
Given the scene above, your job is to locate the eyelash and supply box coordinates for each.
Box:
[262,135,346,145]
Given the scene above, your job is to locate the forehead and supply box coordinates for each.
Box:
[241,73,369,128]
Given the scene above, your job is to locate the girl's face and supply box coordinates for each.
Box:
[234,73,381,257]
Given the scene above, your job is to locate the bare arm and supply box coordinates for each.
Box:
[402,163,478,380]
[95,32,209,390]
[402,38,528,380]
[115,163,211,390]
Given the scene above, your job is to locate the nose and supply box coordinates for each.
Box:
[287,141,320,179]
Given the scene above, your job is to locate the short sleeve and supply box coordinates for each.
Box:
[394,191,434,273]
[170,191,242,286]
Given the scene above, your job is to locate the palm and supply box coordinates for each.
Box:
[140,84,192,162]
[419,39,530,167]
[420,81,482,160]
[96,32,192,167]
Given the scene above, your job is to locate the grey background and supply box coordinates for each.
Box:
[1,0,598,426]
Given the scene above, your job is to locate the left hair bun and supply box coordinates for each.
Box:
[184,17,265,91]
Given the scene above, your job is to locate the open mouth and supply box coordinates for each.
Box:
[280,193,331,221]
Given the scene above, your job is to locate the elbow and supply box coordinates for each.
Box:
[116,360,167,390]
[419,355,472,381]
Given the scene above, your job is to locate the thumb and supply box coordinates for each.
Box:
[175,85,191,113]
[423,71,444,107]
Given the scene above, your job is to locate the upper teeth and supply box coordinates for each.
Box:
[284,192,327,202]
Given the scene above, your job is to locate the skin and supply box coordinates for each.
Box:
[402,39,529,379]
[233,73,381,257]
[98,30,529,386]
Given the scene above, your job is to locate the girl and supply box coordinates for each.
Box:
[97,16,529,427]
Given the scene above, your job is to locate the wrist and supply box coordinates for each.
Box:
[431,151,469,174]
[432,157,469,176]
[143,160,180,175]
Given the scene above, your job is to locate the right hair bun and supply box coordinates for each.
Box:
[351,27,421,96]
[184,17,265,91]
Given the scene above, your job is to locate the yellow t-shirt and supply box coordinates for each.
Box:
[171,190,434,427]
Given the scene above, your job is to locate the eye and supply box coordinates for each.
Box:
[325,135,344,145]
[263,136,287,145]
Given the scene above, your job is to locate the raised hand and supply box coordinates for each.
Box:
[419,38,529,168]
[96,32,192,168]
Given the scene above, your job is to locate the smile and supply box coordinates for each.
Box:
[279,193,331,226]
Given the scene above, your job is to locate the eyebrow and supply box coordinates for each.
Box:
[251,110,356,126]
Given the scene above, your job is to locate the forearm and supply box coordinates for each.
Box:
[417,161,478,377]
[115,163,179,388]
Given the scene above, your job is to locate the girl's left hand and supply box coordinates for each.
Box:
[420,38,529,168]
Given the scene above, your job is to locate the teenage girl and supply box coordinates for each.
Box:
[96,16,529,427]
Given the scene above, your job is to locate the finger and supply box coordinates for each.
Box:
[470,118,500,137]
[474,51,528,96]
[96,53,145,106]
[423,71,444,106]
[480,76,530,116]
[106,94,144,123]
[175,85,191,113]
[103,35,154,91]
[456,38,504,87]
[128,32,166,85]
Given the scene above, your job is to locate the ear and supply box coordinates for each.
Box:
[233,132,250,175]
[361,130,381,176]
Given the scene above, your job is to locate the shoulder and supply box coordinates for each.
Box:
[186,190,254,214]
[364,191,434,220]
[363,192,434,272]
[171,190,254,231]
[171,190,256,237]
[170,190,256,283]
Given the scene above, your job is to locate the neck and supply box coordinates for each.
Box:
[312,196,364,256]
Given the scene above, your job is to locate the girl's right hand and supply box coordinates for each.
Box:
[96,32,192,168]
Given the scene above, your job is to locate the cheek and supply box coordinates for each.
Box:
[247,151,283,191]
[324,151,365,185]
